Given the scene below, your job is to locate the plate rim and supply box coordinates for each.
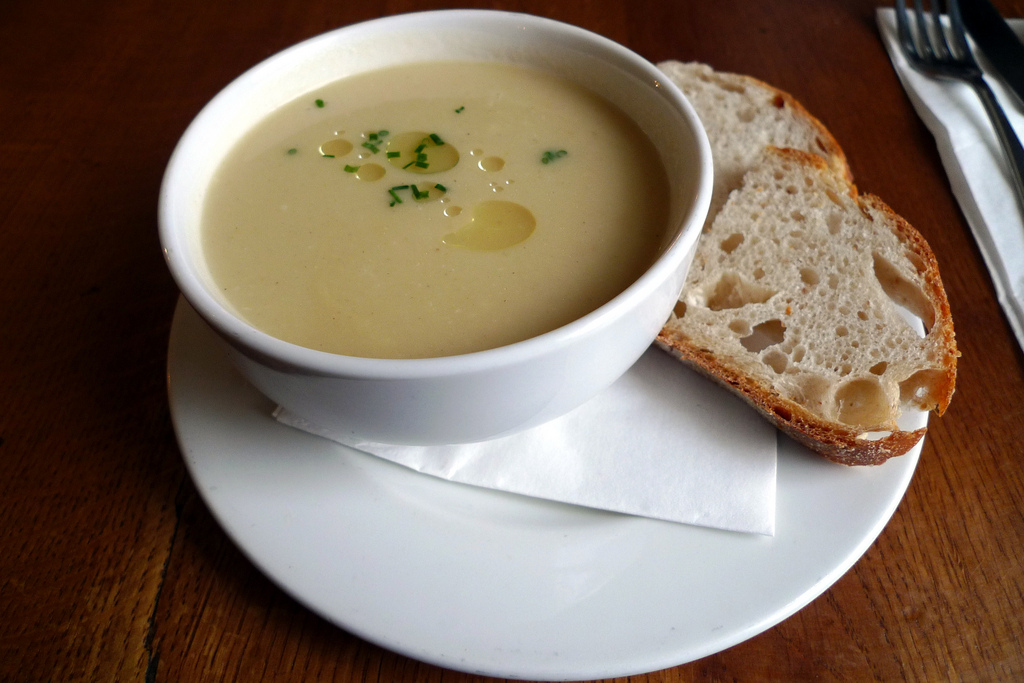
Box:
[166,298,922,680]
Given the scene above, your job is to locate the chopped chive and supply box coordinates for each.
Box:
[429,133,444,145]
[414,143,427,154]
[315,99,325,108]
[434,183,447,192]
[386,151,400,158]
[541,149,568,164]
[368,133,378,141]
[287,148,298,155]
[321,154,335,158]
[379,130,389,136]
[411,185,426,199]
[362,142,380,153]
[414,161,429,169]
[403,160,416,169]
[344,164,360,173]
[455,106,464,113]
[388,189,402,205]
[391,185,409,190]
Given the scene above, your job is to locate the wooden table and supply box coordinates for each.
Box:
[3,0,1023,680]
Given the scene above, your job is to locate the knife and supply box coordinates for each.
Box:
[960,0,1024,107]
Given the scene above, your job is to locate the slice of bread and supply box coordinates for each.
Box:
[657,63,958,465]
[657,61,853,227]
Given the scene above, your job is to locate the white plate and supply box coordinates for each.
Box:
[167,299,923,681]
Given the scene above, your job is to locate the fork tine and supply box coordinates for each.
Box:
[913,0,935,60]
[930,0,952,60]
[895,0,1024,216]
[895,0,919,60]
[946,0,972,59]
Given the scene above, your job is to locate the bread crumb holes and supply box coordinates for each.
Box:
[740,318,785,353]
[800,268,820,286]
[720,233,744,253]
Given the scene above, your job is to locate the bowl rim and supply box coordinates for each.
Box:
[158,9,713,380]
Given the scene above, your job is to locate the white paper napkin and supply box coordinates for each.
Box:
[276,346,777,535]
[878,8,1024,351]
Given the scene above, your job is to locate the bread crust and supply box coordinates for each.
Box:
[856,193,958,415]
[657,61,855,216]
[654,61,959,464]
[657,142,958,466]
[676,63,854,184]
[655,333,927,466]
[656,63,959,465]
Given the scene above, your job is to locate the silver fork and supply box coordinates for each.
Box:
[896,0,1024,207]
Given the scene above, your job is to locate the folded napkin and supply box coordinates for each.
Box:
[878,8,1024,351]
[277,346,777,535]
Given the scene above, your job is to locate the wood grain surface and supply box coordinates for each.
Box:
[2,0,1023,681]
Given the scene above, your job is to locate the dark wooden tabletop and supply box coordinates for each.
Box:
[3,0,1024,680]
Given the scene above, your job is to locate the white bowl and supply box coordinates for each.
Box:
[159,10,712,445]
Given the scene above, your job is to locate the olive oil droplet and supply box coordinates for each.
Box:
[443,201,535,250]
[355,163,385,181]
[319,138,353,157]
[478,156,505,172]
[386,131,460,173]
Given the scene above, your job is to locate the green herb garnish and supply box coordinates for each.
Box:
[388,184,412,205]
[287,148,298,155]
[541,149,568,164]
[360,131,390,155]
[386,183,448,206]
[363,130,390,153]
[315,99,325,108]
[402,151,429,169]
[429,133,444,145]
[386,151,400,158]
[455,106,464,113]
[344,164,360,173]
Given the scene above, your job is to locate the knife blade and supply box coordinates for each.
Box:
[960,0,1024,107]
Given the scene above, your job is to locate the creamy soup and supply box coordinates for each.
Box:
[202,61,671,358]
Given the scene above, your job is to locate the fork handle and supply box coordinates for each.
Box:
[970,75,1024,210]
